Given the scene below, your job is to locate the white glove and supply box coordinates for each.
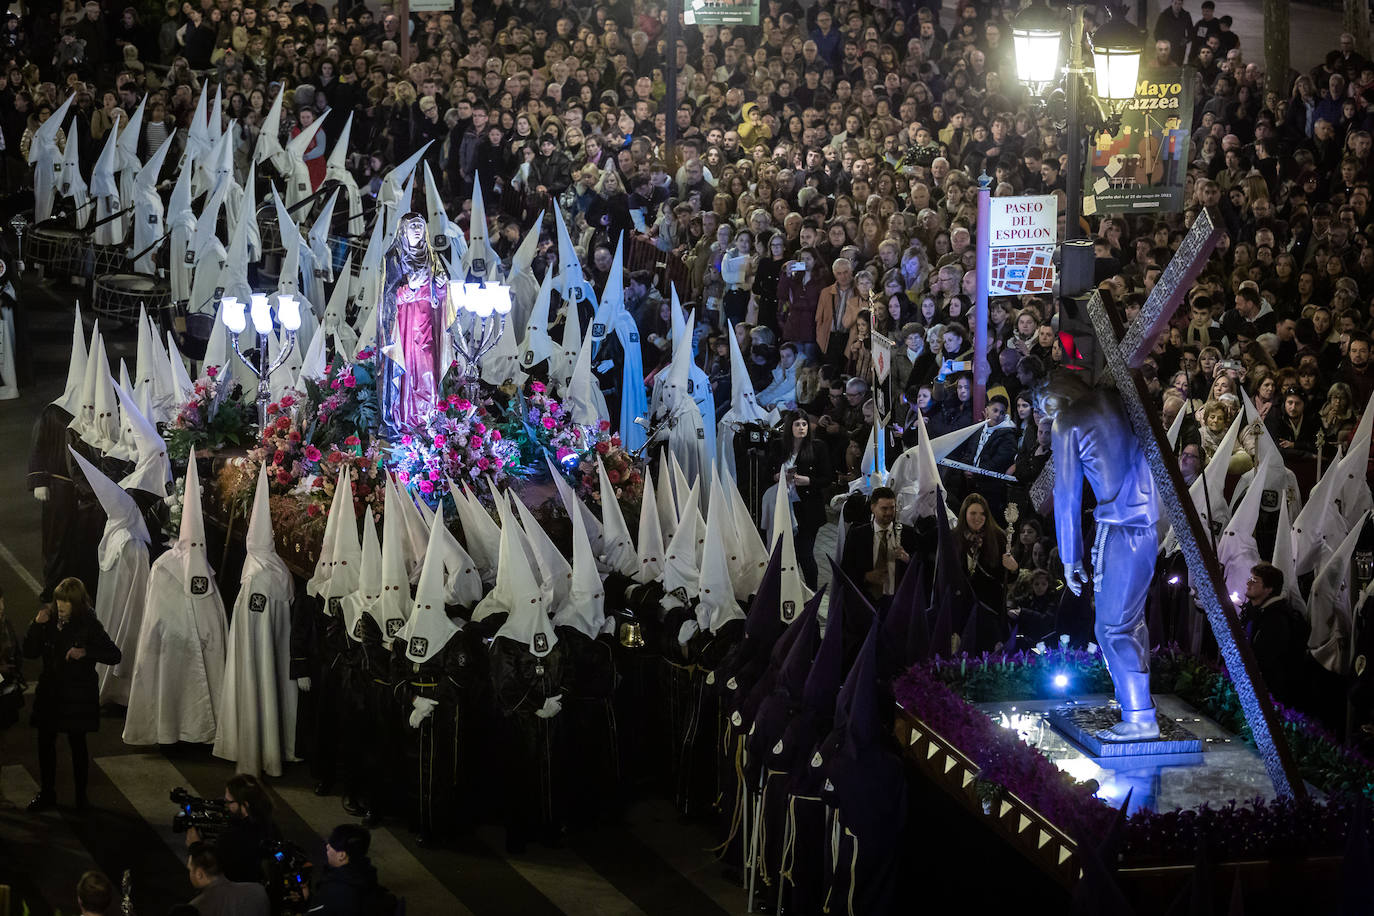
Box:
[408,696,438,728]
[33,486,48,502]
[296,677,312,692]
[596,359,614,373]
[677,620,700,646]
[535,694,563,719]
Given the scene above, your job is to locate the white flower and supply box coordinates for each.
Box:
[1032,642,1047,655]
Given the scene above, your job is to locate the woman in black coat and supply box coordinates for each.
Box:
[23,577,120,812]
[775,412,835,589]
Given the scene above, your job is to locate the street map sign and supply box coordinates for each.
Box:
[986,195,1057,296]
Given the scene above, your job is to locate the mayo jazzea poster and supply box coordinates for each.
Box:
[1084,67,1194,216]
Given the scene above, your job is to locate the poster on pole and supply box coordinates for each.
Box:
[409,0,455,11]
[1083,67,1193,216]
[986,195,1057,296]
[685,0,760,26]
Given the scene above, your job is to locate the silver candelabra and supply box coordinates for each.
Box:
[222,293,302,429]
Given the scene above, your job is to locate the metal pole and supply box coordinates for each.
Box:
[1064,6,1087,242]
[664,0,681,166]
[973,173,992,419]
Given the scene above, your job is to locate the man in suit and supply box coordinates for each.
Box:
[841,487,921,610]
[1239,563,1308,707]
[186,843,269,916]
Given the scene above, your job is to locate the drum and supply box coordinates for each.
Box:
[25,225,85,278]
[93,273,170,325]
[90,243,131,276]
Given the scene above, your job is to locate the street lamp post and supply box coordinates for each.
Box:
[222,292,301,429]
[449,281,513,404]
[1012,1,1142,281]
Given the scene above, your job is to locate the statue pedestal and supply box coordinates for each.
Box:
[1048,703,1203,759]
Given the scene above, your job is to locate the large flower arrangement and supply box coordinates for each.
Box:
[522,380,593,465]
[164,368,256,461]
[574,435,645,512]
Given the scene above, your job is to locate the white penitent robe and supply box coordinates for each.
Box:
[94,538,150,705]
[122,564,228,745]
[213,568,297,776]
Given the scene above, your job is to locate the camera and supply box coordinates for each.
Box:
[790,262,806,274]
[936,359,972,383]
[739,420,783,446]
[262,840,314,915]
[170,787,229,839]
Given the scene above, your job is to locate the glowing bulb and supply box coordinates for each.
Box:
[277,294,301,331]
[222,297,246,333]
[249,293,273,334]
[1167,575,1180,585]
[1053,673,1069,689]
[1230,591,1241,604]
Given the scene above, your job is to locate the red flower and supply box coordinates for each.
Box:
[599,420,612,432]
[276,469,292,485]
[276,416,291,430]
[280,394,296,408]
[307,504,321,517]
[267,402,279,415]
[611,435,621,448]
[329,450,344,463]
[608,469,622,483]
[344,435,361,446]
[542,417,556,429]
[596,441,611,454]
[304,445,322,462]
[273,449,286,465]
[478,457,492,471]
[288,431,302,443]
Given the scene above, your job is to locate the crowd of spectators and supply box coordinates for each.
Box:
[7,0,1374,742]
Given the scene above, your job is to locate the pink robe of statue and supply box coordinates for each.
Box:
[394,281,439,430]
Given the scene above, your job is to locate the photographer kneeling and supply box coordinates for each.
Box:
[185,775,281,884]
[301,824,388,916]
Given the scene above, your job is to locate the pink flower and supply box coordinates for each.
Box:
[304,445,322,462]
[547,400,560,412]
[490,429,502,441]
[397,471,410,484]
[477,458,492,471]
[342,374,356,389]
[542,417,556,430]
[456,399,472,412]
[401,434,413,445]
[531,381,546,393]
[206,365,219,378]
[556,446,574,462]
[494,458,504,470]
[473,422,486,435]
[418,480,435,494]
[433,435,447,448]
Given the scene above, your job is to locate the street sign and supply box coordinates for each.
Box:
[985,194,1057,295]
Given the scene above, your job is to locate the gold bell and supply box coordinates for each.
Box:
[618,617,645,649]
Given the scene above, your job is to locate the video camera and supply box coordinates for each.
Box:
[170,787,229,839]
[737,419,784,447]
[263,839,314,914]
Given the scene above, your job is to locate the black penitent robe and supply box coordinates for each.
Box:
[291,596,364,795]
[28,405,101,602]
[490,633,566,846]
[555,626,622,826]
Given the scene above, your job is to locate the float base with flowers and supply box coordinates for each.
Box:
[892,644,1373,906]
[165,350,644,571]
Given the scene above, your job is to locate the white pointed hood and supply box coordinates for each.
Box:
[488,497,557,657]
[164,333,195,406]
[91,122,120,198]
[422,161,456,253]
[116,95,147,174]
[254,89,289,173]
[727,471,770,598]
[1336,391,1374,526]
[30,92,74,166]
[774,468,813,618]
[1218,450,1273,600]
[373,476,413,645]
[519,267,557,370]
[596,458,639,578]
[59,118,90,227]
[460,176,503,282]
[326,112,364,237]
[52,306,87,414]
[186,83,212,164]
[295,328,329,390]
[1308,509,1374,674]
[134,305,170,416]
[553,202,596,308]
[1163,409,1243,555]
[1272,489,1306,613]
[68,446,149,569]
[108,359,138,463]
[242,462,292,597]
[655,455,680,546]
[451,481,502,584]
[554,291,583,393]
[306,465,350,597]
[507,217,543,333]
[546,456,603,553]
[134,128,175,196]
[554,494,606,638]
[511,491,573,611]
[379,142,433,220]
[284,108,330,207]
[661,476,704,607]
[344,507,383,642]
[322,255,359,354]
[698,472,743,632]
[397,504,463,663]
[114,380,171,497]
[322,467,361,601]
[635,465,666,583]
[589,233,625,344]
[307,188,340,283]
[270,184,304,299]
[74,334,120,452]
[566,328,609,426]
[176,458,216,596]
[218,183,255,307]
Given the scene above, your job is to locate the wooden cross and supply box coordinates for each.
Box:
[1087,206,1304,799]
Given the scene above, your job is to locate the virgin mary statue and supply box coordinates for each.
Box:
[379,213,456,439]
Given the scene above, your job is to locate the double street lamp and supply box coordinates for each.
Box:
[222,292,302,429]
[1011,2,1144,249]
